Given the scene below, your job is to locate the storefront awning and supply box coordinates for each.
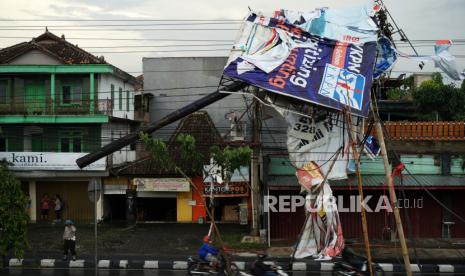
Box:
[268,175,465,190]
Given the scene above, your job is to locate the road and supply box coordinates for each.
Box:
[1,269,458,276]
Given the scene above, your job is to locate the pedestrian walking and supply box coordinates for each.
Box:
[54,194,63,222]
[63,219,77,261]
[40,194,50,221]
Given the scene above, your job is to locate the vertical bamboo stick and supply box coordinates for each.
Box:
[371,103,413,276]
[344,112,374,276]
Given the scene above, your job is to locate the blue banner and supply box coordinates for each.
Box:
[224,14,377,117]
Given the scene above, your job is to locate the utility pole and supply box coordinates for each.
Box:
[251,97,261,236]
[77,81,247,169]
[371,103,412,276]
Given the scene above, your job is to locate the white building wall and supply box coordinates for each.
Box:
[98,74,135,120]
[143,57,251,142]
[101,122,136,166]
[9,50,62,65]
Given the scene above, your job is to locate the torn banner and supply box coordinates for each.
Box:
[294,185,344,259]
[224,13,377,117]
[397,40,464,81]
[275,3,379,44]
[274,107,350,259]
[373,36,397,78]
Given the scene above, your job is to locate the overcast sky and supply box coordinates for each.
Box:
[0,0,464,82]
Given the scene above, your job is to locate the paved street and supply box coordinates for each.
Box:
[1,269,458,275]
[22,223,465,263]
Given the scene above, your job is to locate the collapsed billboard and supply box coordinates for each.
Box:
[223,13,377,117]
[222,4,384,260]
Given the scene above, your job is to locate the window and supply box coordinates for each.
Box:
[0,137,6,152]
[126,90,130,111]
[60,133,82,152]
[119,87,123,110]
[0,80,9,104]
[61,84,82,105]
[110,84,115,110]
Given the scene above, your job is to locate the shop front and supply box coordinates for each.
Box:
[133,177,191,222]
[203,181,250,224]
[1,151,107,223]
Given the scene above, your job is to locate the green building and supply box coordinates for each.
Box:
[0,31,141,222]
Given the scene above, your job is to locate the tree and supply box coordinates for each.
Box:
[139,132,251,182]
[412,73,465,120]
[0,160,29,266]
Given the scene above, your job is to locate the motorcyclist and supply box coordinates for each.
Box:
[198,235,219,268]
[250,254,276,276]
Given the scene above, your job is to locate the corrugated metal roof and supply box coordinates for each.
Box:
[268,175,465,188]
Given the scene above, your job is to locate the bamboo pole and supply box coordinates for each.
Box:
[343,111,374,276]
[175,167,233,274]
[371,103,412,276]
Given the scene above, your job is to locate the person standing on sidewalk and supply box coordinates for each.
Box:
[40,194,50,221]
[63,219,77,261]
[54,194,63,223]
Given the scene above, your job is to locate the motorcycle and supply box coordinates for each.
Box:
[332,248,385,276]
[187,255,240,276]
[239,254,289,276]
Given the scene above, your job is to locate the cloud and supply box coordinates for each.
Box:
[0,0,463,77]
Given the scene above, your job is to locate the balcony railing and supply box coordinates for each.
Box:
[384,121,465,141]
[0,99,114,116]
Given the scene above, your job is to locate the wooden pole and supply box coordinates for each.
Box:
[175,167,233,273]
[343,111,374,276]
[371,103,412,276]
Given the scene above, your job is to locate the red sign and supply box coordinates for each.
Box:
[296,162,324,191]
[203,182,249,197]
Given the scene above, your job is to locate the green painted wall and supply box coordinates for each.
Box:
[0,64,113,74]
[268,156,296,175]
[1,127,23,151]
[40,125,101,152]
[400,155,441,174]
[359,157,388,175]
[0,74,105,122]
[0,115,108,124]
[451,157,465,175]
[0,125,101,153]
[55,74,91,114]
[268,155,443,176]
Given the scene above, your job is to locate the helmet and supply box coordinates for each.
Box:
[257,253,267,260]
[65,219,73,225]
[203,235,210,243]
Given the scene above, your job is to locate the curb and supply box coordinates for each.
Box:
[7,258,465,273]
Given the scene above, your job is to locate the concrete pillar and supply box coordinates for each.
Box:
[51,73,55,114]
[90,73,95,114]
[96,188,103,221]
[29,181,37,222]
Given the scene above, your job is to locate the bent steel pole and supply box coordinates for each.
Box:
[76,81,247,169]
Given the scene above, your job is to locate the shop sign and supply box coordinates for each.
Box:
[0,152,106,171]
[203,182,249,197]
[134,178,190,192]
[203,165,250,183]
